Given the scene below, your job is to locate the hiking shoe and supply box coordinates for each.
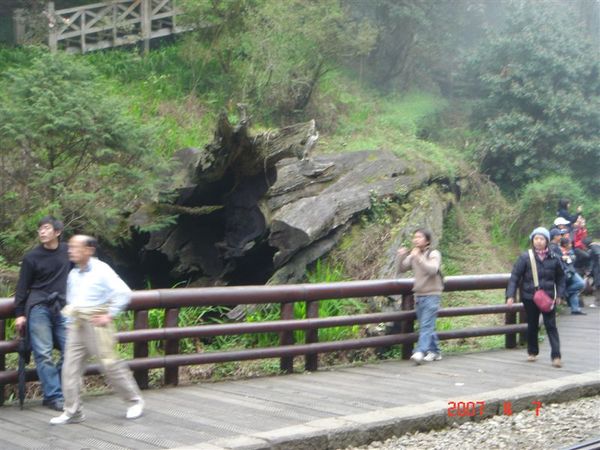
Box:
[527,354,537,362]
[571,311,587,315]
[552,358,562,368]
[50,411,85,425]
[410,352,424,365]
[424,352,442,362]
[126,399,144,419]
[43,399,64,411]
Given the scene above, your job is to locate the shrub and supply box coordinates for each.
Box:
[514,176,599,240]
[0,51,166,261]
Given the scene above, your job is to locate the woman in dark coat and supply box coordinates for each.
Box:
[506,227,566,368]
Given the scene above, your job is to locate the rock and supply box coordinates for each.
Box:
[127,116,458,292]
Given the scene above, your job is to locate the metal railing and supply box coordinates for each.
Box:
[0,274,525,406]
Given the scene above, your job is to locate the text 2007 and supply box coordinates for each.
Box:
[447,401,485,417]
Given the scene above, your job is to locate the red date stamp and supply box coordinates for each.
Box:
[447,400,542,417]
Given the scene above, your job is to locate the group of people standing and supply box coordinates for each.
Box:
[549,199,599,313]
[396,198,599,369]
[13,216,144,425]
[497,199,598,368]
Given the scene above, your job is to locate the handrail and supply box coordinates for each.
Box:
[0,273,524,406]
[0,274,510,315]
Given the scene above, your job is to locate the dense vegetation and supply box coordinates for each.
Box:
[1,1,598,266]
[0,51,169,261]
[466,3,600,195]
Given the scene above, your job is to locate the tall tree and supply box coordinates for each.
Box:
[577,0,600,49]
[465,1,600,193]
[345,0,508,94]
[0,52,166,261]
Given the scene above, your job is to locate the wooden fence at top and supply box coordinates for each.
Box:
[13,0,188,53]
[0,273,525,406]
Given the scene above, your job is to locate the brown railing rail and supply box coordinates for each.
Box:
[0,274,524,406]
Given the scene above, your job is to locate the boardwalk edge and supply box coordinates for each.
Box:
[170,371,600,450]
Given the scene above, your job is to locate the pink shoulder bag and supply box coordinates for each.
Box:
[528,250,555,313]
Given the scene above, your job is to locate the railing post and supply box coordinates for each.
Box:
[141,0,151,54]
[0,319,5,406]
[47,2,58,52]
[13,9,26,45]
[170,0,177,31]
[164,308,179,385]
[133,310,149,389]
[304,300,319,372]
[400,294,415,360]
[279,302,294,373]
[112,2,118,46]
[80,9,86,53]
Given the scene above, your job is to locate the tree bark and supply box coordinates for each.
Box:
[128,116,456,297]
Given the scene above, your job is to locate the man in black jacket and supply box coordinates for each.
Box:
[14,216,71,410]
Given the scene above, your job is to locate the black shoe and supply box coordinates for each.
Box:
[43,399,64,411]
[571,311,587,315]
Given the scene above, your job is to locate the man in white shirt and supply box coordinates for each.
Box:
[50,235,144,425]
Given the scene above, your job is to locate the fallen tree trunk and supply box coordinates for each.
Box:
[266,151,432,268]
[125,115,457,298]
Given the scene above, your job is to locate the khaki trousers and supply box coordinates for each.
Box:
[62,314,142,416]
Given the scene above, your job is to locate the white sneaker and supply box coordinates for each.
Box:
[126,400,144,419]
[50,411,85,425]
[410,351,425,364]
[424,352,442,362]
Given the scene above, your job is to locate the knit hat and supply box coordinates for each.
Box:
[530,227,550,242]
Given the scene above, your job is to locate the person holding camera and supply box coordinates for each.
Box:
[396,228,444,364]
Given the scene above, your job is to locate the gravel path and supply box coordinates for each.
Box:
[341,396,600,450]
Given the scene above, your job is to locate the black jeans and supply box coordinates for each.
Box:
[523,298,561,359]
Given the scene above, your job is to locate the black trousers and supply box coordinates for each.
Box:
[523,298,561,359]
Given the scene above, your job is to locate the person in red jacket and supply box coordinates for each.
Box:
[573,216,588,250]
[573,216,590,275]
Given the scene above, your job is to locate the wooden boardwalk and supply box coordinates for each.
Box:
[1,302,599,449]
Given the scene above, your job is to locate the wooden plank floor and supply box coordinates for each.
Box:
[1,301,599,449]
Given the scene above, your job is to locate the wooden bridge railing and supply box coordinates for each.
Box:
[13,0,188,54]
[0,274,525,406]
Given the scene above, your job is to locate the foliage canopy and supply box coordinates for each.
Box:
[179,0,377,121]
[0,52,165,261]
[466,3,600,194]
